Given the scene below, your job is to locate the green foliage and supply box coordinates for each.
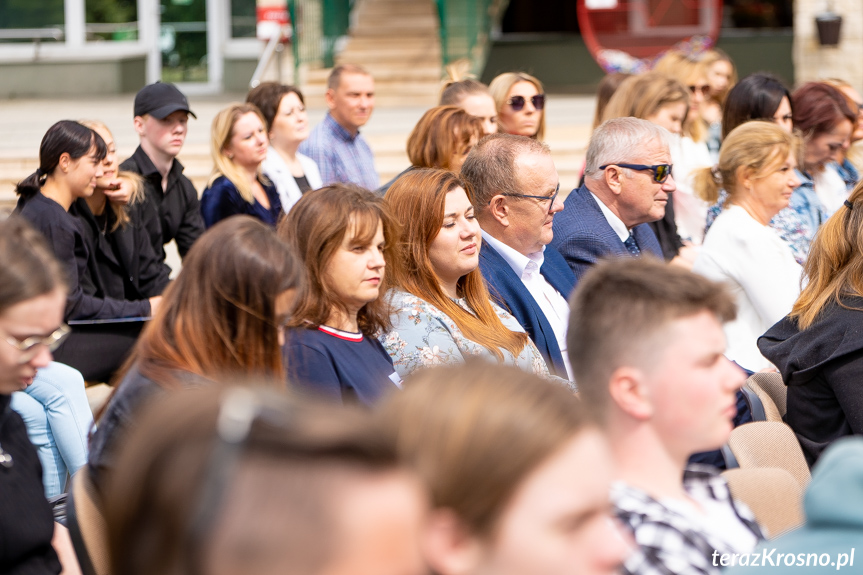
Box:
[86,0,137,23]
[0,0,64,28]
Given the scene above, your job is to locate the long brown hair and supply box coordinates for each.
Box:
[385,168,528,360]
[653,50,708,142]
[280,184,400,337]
[132,216,302,388]
[791,182,863,329]
[377,361,587,535]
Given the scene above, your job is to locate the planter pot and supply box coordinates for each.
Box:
[815,12,842,46]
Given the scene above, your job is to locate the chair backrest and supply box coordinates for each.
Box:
[67,466,111,575]
[745,377,782,423]
[722,467,804,538]
[749,371,787,417]
[728,421,811,489]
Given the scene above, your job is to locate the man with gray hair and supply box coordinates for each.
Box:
[550,117,674,279]
[462,133,575,379]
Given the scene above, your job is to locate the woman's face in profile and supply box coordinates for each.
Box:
[771,97,794,133]
[459,93,498,136]
[91,126,119,189]
[324,217,386,318]
[269,92,309,149]
[0,289,66,394]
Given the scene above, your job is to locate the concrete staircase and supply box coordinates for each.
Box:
[300,0,443,108]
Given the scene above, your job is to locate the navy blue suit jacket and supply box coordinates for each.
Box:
[479,239,575,378]
[549,184,663,280]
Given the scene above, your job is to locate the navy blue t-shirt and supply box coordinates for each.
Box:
[284,326,401,406]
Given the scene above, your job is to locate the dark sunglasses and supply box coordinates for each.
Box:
[508,94,546,112]
[599,163,673,183]
[688,84,710,96]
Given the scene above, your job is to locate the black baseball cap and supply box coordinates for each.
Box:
[134,82,197,119]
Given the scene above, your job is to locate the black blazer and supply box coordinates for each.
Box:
[479,240,575,378]
[73,200,171,301]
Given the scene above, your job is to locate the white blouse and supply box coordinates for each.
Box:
[261,146,323,215]
[693,205,803,371]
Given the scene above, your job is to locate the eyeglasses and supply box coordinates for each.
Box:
[688,84,710,96]
[496,184,560,210]
[599,163,673,184]
[507,94,546,112]
[2,324,70,364]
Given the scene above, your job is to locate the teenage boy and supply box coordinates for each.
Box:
[568,258,764,574]
[121,82,205,263]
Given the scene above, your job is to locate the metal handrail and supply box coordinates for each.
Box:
[250,34,285,88]
[0,28,64,41]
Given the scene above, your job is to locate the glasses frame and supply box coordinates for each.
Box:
[507,94,546,112]
[599,163,673,184]
[493,184,560,211]
[2,323,71,364]
[688,84,711,96]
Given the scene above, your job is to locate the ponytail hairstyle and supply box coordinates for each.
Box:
[693,120,796,205]
[16,120,107,200]
[792,182,863,329]
[439,62,491,106]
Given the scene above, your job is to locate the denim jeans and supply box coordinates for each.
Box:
[11,361,93,498]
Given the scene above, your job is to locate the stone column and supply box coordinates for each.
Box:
[794,0,863,90]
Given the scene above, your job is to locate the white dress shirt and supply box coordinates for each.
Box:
[590,191,630,241]
[693,205,803,371]
[482,232,573,379]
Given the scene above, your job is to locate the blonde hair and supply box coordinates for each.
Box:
[792,182,863,329]
[208,103,270,204]
[489,72,546,141]
[701,49,738,105]
[692,121,797,204]
[79,119,145,231]
[653,51,708,142]
[602,72,689,125]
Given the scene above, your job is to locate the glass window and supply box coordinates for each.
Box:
[161,0,209,82]
[86,0,139,41]
[232,0,257,38]
[0,0,64,44]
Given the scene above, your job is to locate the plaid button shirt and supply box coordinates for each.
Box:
[299,113,379,191]
[613,466,765,575]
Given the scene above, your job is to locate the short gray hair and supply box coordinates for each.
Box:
[584,117,670,179]
[461,133,551,208]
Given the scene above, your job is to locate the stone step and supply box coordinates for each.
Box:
[356,0,437,17]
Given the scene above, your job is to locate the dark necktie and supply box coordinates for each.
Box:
[624,233,641,256]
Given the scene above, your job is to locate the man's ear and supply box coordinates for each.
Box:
[325,88,337,111]
[486,195,510,227]
[133,115,146,137]
[608,366,653,420]
[422,508,484,575]
[604,166,627,196]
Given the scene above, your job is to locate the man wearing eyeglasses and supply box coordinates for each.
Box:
[550,117,673,280]
[462,134,576,380]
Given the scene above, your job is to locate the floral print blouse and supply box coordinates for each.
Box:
[379,289,551,380]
